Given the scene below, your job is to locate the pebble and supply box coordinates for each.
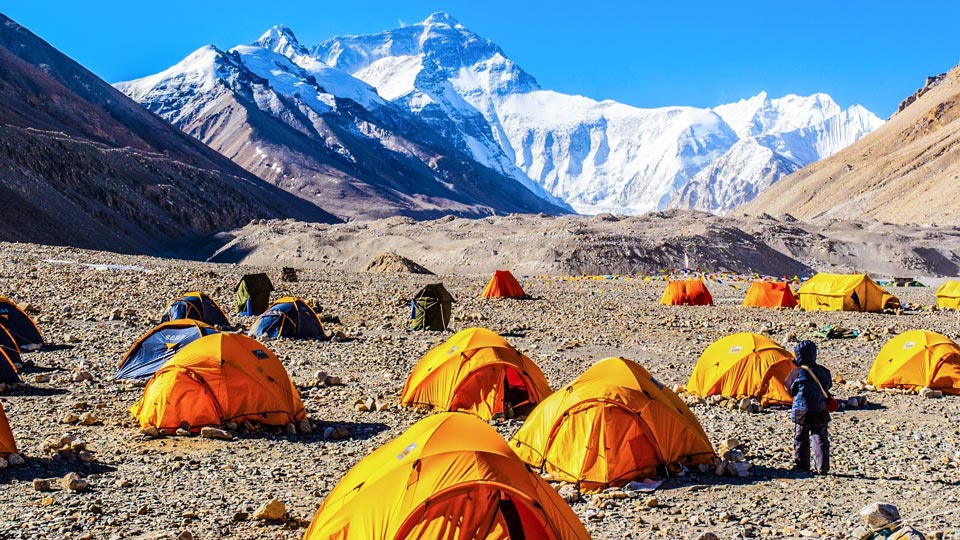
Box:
[199,426,233,441]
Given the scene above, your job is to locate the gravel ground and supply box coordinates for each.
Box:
[0,241,958,540]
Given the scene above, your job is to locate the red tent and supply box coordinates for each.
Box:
[481,270,527,299]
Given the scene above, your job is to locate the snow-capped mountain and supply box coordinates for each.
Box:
[115,26,569,220]
[304,13,883,214]
[119,13,883,217]
[670,138,802,213]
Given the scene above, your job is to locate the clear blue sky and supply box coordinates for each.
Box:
[5,1,959,116]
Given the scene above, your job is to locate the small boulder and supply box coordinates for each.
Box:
[7,453,25,466]
[919,387,943,399]
[60,472,88,492]
[859,502,901,530]
[253,498,287,521]
[32,478,58,492]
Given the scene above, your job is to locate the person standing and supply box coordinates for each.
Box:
[785,340,832,474]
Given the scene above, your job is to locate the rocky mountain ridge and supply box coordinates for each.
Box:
[0,12,337,254]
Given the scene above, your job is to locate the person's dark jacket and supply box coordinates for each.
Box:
[785,347,832,424]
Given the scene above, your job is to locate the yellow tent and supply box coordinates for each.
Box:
[130,333,305,431]
[400,327,552,419]
[0,401,17,456]
[797,273,898,312]
[511,357,715,492]
[867,330,960,394]
[935,281,960,309]
[687,333,794,406]
[304,412,589,540]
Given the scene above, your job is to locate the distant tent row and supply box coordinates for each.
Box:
[660,273,899,313]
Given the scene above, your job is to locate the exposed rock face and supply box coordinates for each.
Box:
[745,65,960,226]
[0,14,338,255]
[365,253,434,275]
[898,73,947,113]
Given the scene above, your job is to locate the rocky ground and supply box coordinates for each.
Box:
[0,241,959,540]
[208,212,960,278]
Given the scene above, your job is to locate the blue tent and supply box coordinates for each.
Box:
[0,296,43,350]
[250,297,326,340]
[116,320,220,379]
[160,292,230,327]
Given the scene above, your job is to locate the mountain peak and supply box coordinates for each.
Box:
[255,24,304,53]
[421,12,460,27]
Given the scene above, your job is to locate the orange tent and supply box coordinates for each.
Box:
[687,333,794,406]
[304,412,589,540]
[481,270,527,298]
[0,325,22,383]
[0,401,17,457]
[511,358,715,492]
[130,333,305,431]
[660,279,713,306]
[868,330,960,395]
[743,281,797,308]
[400,327,552,419]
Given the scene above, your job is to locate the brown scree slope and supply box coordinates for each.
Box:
[744,66,960,225]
